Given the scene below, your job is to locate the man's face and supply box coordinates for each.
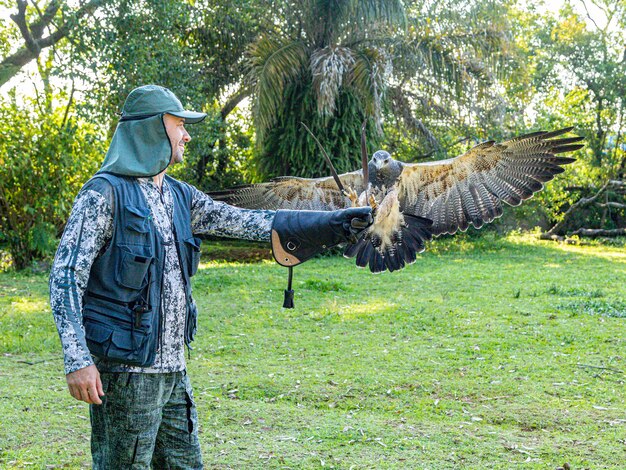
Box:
[163,114,191,164]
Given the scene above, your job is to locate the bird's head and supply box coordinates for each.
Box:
[368,150,402,187]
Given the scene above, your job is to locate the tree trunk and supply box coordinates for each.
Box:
[541,180,625,240]
[570,228,626,238]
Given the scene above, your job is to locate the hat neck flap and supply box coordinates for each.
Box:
[98,114,172,178]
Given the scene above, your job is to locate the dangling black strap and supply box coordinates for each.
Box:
[283,266,295,309]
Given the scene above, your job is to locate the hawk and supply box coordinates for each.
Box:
[211,128,583,273]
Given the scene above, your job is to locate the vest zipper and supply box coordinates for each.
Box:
[158,244,165,368]
[157,185,167,369]
[171,222,193,358]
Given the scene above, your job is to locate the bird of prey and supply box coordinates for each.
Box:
[211,128,583,273]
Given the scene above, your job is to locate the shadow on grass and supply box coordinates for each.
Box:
[1,232,624,354]
[201,232,626,265]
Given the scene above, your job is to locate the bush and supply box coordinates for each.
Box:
[0,93,105,269]
[169,106,258,191]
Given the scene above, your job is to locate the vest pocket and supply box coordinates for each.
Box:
[184,237,202,277]
[117,248,153,290]
[125,206,151,233]
[84,319,113,356]
[84,319,151,366]
[83,303,153,366]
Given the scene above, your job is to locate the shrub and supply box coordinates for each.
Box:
[0,93,105,269]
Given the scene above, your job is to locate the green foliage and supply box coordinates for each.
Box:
[391,0,517,147]
[246,0,518,178]
[536,7,626,170]
[189,0,271,98]
[170,106,259,190]
[2,0,624,265]
[0,91,104,270]
[74,0,202,125]
[0,2,21,59]
[514,2,626,230]
[72,0,271,187]
[260,81,381,177]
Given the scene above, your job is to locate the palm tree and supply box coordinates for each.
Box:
[246,0,406,177]
[246,0,512,178]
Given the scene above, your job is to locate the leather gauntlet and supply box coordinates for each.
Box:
[271,208,373,267]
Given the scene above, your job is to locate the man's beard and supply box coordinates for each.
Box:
[171,143,184,164]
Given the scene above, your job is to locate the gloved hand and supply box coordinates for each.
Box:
[271,207,373,267]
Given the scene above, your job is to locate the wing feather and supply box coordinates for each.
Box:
[209,170,365,210]
[398,128,583,235]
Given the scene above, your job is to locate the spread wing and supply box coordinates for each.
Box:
[209,170,365,210]
[397,128,583,236]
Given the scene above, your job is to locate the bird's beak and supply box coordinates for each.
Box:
[370,159,384,170]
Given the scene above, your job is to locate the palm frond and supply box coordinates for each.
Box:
[349,46,392,130]
[301,0,406,45]
[338,0,407,33]
[310,46,355,116]
[246,36,308,140]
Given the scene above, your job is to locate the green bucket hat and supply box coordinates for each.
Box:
[99,85,207,177]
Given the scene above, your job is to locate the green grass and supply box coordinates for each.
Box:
[1,232,625,469]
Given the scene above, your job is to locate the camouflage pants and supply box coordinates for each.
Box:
[90,370,203,469]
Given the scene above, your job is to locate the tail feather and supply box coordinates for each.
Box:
[384,246,404,272]
[369,249,386,273]
[396,236,417,264]
[404,214,434,229]
[343,214,433,273]
[343,238,365,258]
[355,240,374,268]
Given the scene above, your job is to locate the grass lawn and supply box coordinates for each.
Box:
[0,232,625,469]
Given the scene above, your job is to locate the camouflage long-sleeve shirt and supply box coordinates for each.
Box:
[50,176,274,375]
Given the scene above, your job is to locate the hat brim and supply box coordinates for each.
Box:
[168,110,207,124]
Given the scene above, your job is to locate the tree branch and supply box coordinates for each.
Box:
[541,181,611,239]
[581,0,603,32]
[10,0,40,55]
[29,0,62,39]
[221,87,250,119]
[61,80,75,129]
[541,180,626,240]
[1,0,109,87]
[596,202,626,209]
[570,228,626,238]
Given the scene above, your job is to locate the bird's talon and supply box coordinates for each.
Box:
[346,187,359,206]
[368,194,378,210]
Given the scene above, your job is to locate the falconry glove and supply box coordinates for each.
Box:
[271,207,374,308]
[271,207,373,266]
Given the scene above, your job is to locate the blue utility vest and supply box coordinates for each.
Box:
[82,173,201,367]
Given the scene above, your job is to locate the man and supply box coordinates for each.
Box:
[50,85,372,468]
